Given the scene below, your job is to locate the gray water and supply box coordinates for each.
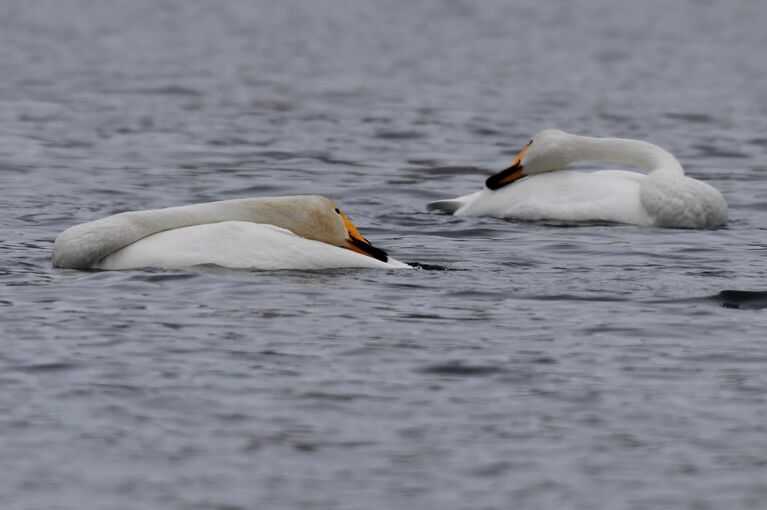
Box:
[3,1,767,509]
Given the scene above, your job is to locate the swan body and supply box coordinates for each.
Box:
[53,195,409,270]
[428,129,728,228]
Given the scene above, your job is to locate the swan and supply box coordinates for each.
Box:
[52,195,410,270]
[427,129,728,228]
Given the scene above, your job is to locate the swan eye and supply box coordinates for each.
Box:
[334,208,341,214]
[528,140,533,146]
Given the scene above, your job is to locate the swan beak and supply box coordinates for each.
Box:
[485,145,529,190]
[341,212,389,263]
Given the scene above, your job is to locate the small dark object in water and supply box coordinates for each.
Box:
[406,262,449,270]
[714,290,767,310]
[419,362,505,376]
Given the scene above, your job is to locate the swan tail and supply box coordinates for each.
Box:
[426,199,465,214]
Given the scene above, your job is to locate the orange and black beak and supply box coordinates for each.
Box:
[485,143,529,190]
[340,212,389,262]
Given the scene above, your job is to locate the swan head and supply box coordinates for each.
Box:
[335,206,389,263]
[486,129,573,190]
[274,195,389,262]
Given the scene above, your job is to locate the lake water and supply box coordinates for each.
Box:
[2,1,767,508]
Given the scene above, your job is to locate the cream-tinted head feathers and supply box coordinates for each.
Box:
[247,195,388,262]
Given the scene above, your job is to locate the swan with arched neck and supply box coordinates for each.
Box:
[427,129,728,228]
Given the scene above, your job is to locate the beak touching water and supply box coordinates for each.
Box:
[341,212,389,263]
[485,144,529,190]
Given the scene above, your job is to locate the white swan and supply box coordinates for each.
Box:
[52,195,410,270]
[427,129,728,228]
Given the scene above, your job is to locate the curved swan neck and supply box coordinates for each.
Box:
[52,195,343,269]
[567,134,684,175]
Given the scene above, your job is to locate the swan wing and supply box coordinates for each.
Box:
[640,175,728,228]
[447,170,654,226]
[95,221,409,270]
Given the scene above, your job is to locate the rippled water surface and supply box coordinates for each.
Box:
[3,1,767,508]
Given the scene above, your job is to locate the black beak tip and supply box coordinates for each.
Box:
[368,244,389,263]
[485,174,503,190]
[350,237,389,263]
[485,163,522,191]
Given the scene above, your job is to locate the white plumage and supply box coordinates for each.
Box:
[53,195,409,270]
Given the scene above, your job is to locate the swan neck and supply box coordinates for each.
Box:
[52,196,340,269]
[570,135,684,175]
